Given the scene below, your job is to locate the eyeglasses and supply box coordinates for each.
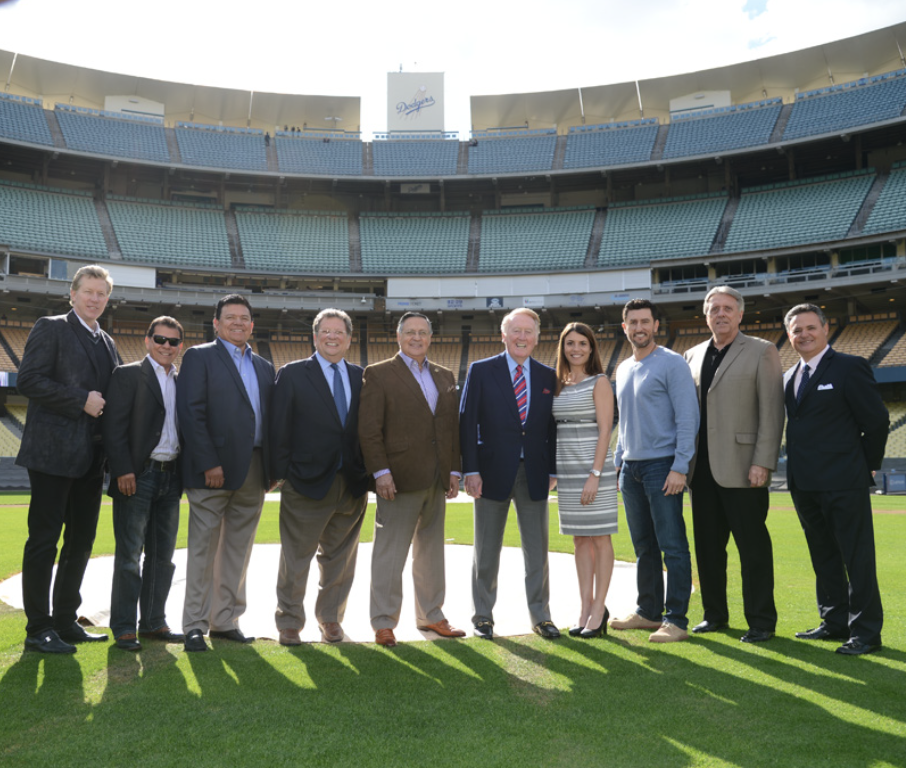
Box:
[402,330,431,338]
[151,335,181,347]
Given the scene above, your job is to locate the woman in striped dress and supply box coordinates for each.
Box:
[552,322,617,638]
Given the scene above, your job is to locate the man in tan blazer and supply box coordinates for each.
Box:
[684,287,784,643]
[358,312,465,647]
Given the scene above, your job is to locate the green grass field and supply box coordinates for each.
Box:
[0,493,904,767]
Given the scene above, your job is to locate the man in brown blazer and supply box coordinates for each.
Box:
[358,312,464,647]
[684,286,785,643]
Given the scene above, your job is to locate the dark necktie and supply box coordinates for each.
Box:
[796,363,810,404]
[513,364,527,425]
[331,363,348,426]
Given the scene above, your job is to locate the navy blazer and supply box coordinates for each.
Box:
[176,339,275,491]
[16,310,118,478]
[459,353,557,502]
[103,357,182,499]
[784,347,888,492]
[270,355,369,500]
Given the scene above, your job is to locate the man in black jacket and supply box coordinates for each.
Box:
[103,317,185,652]
[783,303,889,655]
[270,309,369,645]
[16,265,118,653]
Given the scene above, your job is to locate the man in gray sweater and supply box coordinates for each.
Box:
[610,299,699,642]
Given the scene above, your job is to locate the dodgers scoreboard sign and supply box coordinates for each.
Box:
[387,72,445,132]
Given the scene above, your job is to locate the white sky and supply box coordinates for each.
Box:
[0,0,905,137]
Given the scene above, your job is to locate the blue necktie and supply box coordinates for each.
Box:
[796,363,810,404]
[331,363,348,426]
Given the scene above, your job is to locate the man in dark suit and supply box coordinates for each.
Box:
[684,287,784,643]
[176,294,275,652]
[358,312,464,648]
[783,303,889,655]
[16,264,118,653]
[103,316,185,652]
[271,309,369,646]
[459,307,559,640]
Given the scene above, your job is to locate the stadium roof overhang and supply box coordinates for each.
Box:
[0,50,361,131]
[470,21,906,130]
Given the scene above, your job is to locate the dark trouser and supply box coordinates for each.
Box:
[22,448,106,636]
[110,463,182,638]
[791,486,883,646]
[689,460,777,631]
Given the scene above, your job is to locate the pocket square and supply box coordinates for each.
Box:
[542,388,552,395]
[817,383,834,391]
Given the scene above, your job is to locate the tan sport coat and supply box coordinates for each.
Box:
[685,332,784,488]
[358,354,460,493]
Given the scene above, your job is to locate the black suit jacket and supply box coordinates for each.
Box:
[176,339,275,491]
[784,348,889,492]
[103,357,182,499]
[16,310,118,478]
[459,353,557,502]
[270,355,369,500]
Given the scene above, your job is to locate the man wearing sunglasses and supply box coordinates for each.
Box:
[103,317,186,651]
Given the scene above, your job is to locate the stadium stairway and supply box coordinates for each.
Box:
[872,324,906,366]
[584,208,607,268]
[650,125,669,162]
[456,142,469,174]
[466,213,481,272]
[224,209,246,270]
[94,199,123,259]
[847,171,889,237]
[43,110,67,149]
[349,213,363,272]
[770,104,794,143]
[552,135,568,170]
[164,128,182,164]
[710,196,740,253]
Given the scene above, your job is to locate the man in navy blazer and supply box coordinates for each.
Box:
[270,309,369,646]
[17,265,118,653]
[176,294,275,651]
[460,307,559,639]
[783,304,889,655]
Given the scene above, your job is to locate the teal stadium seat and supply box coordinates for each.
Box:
[107,198,232,268]
[360,213,469,274]
[236,209,350,273]
[598,195,727,266]
[479,208,595,272]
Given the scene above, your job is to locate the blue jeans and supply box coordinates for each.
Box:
[110,465,182,638]
[619,458,692,630]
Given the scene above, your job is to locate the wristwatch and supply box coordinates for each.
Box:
[589,468,602,478]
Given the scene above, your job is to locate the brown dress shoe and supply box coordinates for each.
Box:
[375,628,397,647]
[319,622,344,644]
[279,628,302,646]
[418,619,466,638]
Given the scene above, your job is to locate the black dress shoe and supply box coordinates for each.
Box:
[25,630,76,654]
[57,622,108,643]
[209,629,254,644]
[740,628,774,643]
[795,624,848,641]
[184,629,208,652]
[115,634,142,652]
[139,627,185,642]
[533,621,561,639]
[691,620,727,634]
[473,621,494,640]
[836,639,881,656]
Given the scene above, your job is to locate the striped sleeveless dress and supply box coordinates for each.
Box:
[552,374,618,536]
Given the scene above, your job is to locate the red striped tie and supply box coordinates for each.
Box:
[513,364,527,425]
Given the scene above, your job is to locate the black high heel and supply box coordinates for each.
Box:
[580,607,610,638]
[569,625,584,637]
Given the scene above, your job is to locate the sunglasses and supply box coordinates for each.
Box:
[151,335,182,347]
